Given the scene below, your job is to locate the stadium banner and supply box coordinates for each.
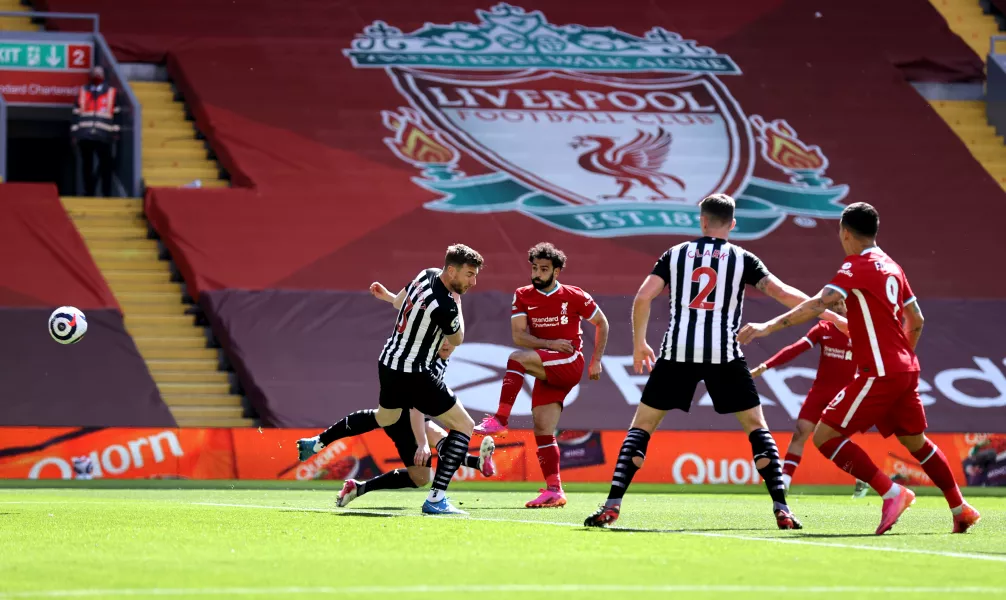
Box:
[200,290,1006,432]
[1,427,1002,487]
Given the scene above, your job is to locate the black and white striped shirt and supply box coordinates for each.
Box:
[430,357,449,383]
[379,268,460,373]
[651,237,770,364]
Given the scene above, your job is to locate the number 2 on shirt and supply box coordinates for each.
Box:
[688,266,717,310]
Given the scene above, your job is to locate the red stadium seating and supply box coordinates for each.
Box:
[0,185,173,427]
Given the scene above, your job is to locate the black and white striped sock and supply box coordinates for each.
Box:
[427,430,470,503]
[432,438,479,470]
[749,428,788,509]
[606,428,650,505]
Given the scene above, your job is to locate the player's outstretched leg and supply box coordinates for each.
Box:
[474,358,525,437]
[899,434,980,533]
[338,469,419,507]
[298,409,379,461]
[476,350,543,437]
[814,424,914,535]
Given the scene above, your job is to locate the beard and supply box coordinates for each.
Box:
[531,274,555,290]
[449,279,467,294]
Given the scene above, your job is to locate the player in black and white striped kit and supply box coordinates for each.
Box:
[295,279,496,507]
[375,244,484,515]
[585,194,847,530]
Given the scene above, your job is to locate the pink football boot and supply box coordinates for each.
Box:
[952,504,981,534]
[474,415,508,437]
[876,486,915,535]
[478,436,496,477]
[525,488,567,508]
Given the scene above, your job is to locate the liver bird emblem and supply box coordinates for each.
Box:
[570,128,685,201]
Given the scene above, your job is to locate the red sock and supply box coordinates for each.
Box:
[782,452,802,478]
[911,439,964,509]
[495,360,525,426]
[535,434,561,490]
[818,437,893,496]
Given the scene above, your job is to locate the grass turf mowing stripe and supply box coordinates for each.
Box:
[191,502,1005,563]
[3,585,1006,598]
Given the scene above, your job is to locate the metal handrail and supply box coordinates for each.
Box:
[92,32,141,197]
[991,34,1006,55]
[0,10,99,32]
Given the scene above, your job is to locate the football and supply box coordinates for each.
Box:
[48,306,87,345]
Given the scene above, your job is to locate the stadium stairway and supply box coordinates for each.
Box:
[928,101,1006,190]
[130,81,229,189]
[925,1,1006,191]
[931,0,1000,57]
[0,0,39,31]
[61,196,253,427]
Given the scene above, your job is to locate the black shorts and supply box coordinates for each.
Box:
[378,362,457,418]
[640,358,761,415]
[383,412,427,468]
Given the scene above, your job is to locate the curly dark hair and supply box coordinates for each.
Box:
[444,243,485,270]
[528,242,566,269]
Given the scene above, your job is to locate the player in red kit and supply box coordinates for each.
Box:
[740,202,980,534]
[474,242,609,508]
[750,321,859,492]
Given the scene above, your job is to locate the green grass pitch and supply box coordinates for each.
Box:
[0,481,1004,599]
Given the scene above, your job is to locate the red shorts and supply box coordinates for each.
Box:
[798,385,844,424]
[820,371,927,438]
[531,350,584,408]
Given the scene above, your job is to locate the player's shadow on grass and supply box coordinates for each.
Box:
[454,506,514,511]
[592,526,775,534]
[792,532,945,539]
[352,506,407,512]
[331,511,397,519]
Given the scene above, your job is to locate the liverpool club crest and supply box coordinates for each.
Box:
[345,3,849,239]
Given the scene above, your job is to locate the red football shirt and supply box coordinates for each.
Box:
[765,321,855,389]
[826,248,920,377]
[511,283,598,351]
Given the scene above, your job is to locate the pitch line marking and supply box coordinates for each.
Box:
[2,585,1006,598]
[191,502,1006,564]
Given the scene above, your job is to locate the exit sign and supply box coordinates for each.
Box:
[0,39,94,105]
[0,42,92,71]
